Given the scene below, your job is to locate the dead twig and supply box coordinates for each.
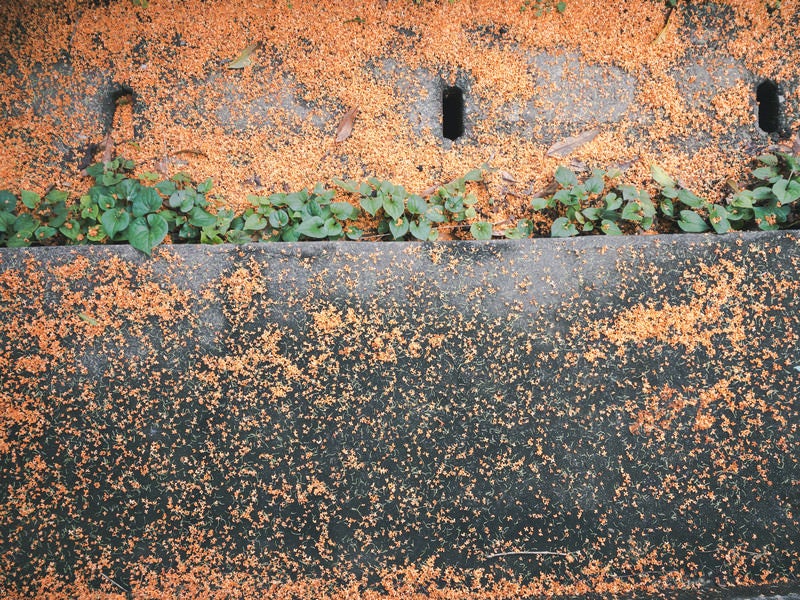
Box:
[99,572,129,593]
[486,550,573,559]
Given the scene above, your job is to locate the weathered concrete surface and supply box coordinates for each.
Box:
[0,232,798,596]
[1,0,797,201]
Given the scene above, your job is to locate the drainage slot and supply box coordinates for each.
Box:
[442,86,464,141]
[756,79,780,133]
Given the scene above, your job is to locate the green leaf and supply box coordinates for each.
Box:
[407,194,428,215]
[708,204,731,234]
[409,217,432,240]
[621,201,642,222]
[332,178,360,194]
[462,168,483,182]
[773,178,800,205]
[753,203,790,230]
[330,201,358,220]
[345,226,362,240]
[44,189,68,205]
[677,188,707,209]
[660,197,675,218]
[619,185,640,202]
[188,206,217,228]
[132,187,163,217]
[117,178,140,201]
[531,197,549,210]
[757,154,778,166]
[225,229,252,244]
[20,190,40,210]
[244,213,267,231]
[156,180,177,196]
[34,225,57,240]
[128,213,168,254]
[582,207,600,221]
[425,205,446,223]
[360,194,382,216]
[504,220,533,239]
[551,217,578,237]
[600,220,622,235]
[139,171,160,182]
[58,219,82,241]
[677,210,709,233]
[6,231,32,247]
[100,208,131,237]
[0,190,16,212]
[604,193,622,211]
[323,217,343,238]
[168,189,190,209]
[730,190,754,208]
[268,209,290,229]
[47,203,69,229]
[584,175,604,195]
[85,163,105,179]
[752,166,778,180]
[752,186,775,201]
[296,216,328,238]
[470,221,493,240]
[382,193,405,220]
[0,211,14,233]
[638,192,655,217]
[197,178,213,194]
[660,185,679,199]
[650,164,676,188]
[553,189,576,207]
[388,215,410,239]
[554,166,578,187]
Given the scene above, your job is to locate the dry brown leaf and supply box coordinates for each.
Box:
[155,156,171,177]
[228,43,259,69]
[546,128,599,157]
[569,159,589,172]
[609,156,640,173]
[420,185,439,197]
[174,148,209,158]
[652,7,674,46]
[499,170,517,183]
[101,133,115,163]
[334,106,359,143]
[532,180,559,198]
[793,130,800,156]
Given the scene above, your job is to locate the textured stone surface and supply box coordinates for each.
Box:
[1,232,798,596]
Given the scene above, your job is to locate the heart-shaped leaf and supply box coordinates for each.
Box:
[297,216,327,239]
[551,217,578,237]
[132,187,163,217]
[128,213,168,254]
[677,210,709,233]
[388,215,409,239]
[470,221,492,240]
[101,208,131,237]
[382,193,405,220]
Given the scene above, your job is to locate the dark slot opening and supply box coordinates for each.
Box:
[442,86,464,141]
[756,79,780,133]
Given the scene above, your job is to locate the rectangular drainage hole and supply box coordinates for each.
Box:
[442,86,464,141]
[756,79,780,133]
